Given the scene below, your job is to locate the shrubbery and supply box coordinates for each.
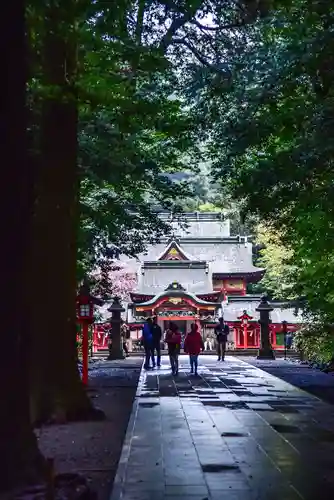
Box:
[294,323,334,364]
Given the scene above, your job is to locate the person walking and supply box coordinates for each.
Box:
[214,317,229,361]
[142,317,153,370]
[165,322,181,375]
[204,332,214,351]
[151,316,162,367]
[121,323,130,357]
[286,331,293,349]
[184,323,204,376]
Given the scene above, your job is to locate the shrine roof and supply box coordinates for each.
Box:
[133,282,219,307]
[138,238,264,276]
[137,266,213,295]
[222,296,303,324]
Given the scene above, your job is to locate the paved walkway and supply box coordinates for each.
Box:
[242,357,334,405]
[110,355,334,500]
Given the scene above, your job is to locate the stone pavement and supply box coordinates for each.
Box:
[242,357,334,405]
[110,355,334,500]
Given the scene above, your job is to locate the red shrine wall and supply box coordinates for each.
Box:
[202,322,299,350]
[92,321,299,352]
[212,278,246,295]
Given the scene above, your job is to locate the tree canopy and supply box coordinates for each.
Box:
[6,0,334,492]
[254,223,295,299]
[7,0,268,490]
[188,0,334,323]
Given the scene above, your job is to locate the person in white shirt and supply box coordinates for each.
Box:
[204,332,214,351]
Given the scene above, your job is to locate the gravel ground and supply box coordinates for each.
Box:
[37,357,143,499]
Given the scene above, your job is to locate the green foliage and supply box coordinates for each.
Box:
[31,1,319,281]
[77,0,257,272]
[28,0,213,280]
[198,202,221,212]
[29,0,273,279]
[76,0,270,263]
[78,13,202,270]
[255,223,295,299]
[177,161,237,212]
[189,0,334,323]
[294,323,334,364]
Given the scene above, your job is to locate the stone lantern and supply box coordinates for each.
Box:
[256,296,275,360]
[107,297,125,360]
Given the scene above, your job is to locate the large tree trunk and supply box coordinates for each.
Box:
[0,0,47,491]
[29,2,101,424]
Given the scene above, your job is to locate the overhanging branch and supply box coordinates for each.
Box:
[172,38,229,74]
[159,1,203,50]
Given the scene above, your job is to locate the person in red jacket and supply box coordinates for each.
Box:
[184,323,204,376]
[165,322,182,375]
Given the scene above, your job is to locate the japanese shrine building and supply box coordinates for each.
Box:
[126,212,302,349]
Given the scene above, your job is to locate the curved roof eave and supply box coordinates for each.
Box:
[212,268,266,283]
[135,289,219,307]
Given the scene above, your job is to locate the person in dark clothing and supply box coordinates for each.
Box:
[214,317,229,361]
[165,322,182,375]
[142,317,153,369]
[151,316,162,368]
[121,324,129,357]
[286,332,293,349]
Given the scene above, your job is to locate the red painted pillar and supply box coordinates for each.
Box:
[82,322,89,385]
[242,279,246,296]
[239,326,243,348]
[244,323,248,348]
[92,325,98,353]
[272,325,276,349]
[236,326,240,348]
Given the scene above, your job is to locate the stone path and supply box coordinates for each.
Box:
[110,355,334,500]
[241,357,334,405]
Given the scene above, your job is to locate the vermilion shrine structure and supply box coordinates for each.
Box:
[94,212,301,351]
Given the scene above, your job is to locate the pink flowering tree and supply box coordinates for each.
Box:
[91,258,137,303]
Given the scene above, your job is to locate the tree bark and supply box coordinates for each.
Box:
[29,2,102,424]
[0,0,47,491]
